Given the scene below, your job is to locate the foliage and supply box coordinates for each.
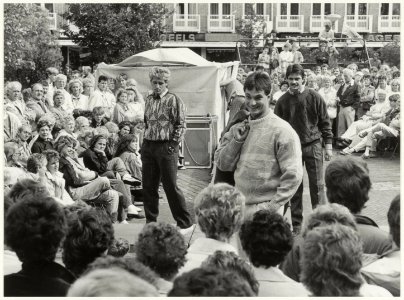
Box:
[235,4,267,65]
[379,43,400,67]
[4,4,63,87]
[62,4,171,65]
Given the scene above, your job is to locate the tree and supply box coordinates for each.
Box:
[235,4,267,66]
[4,4,63,87]
[62,4,171,65]
[379,43,400,67]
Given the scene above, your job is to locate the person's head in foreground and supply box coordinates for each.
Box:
[67,267,158,297]
[243,71,272,120]
[135,222,187,281]
[301,203,357,238]
[325,157,371,214]
[107,238,130,257]
[84,255,159,288]
[168,267,255,296]
[388,195,400,248]
[5,196,66,263]
[194,183,245,243]
[62,207,114,277]
[240,209,293,268]
[201,250,259,295]
[301,224,363,296]
[6,178,50,204]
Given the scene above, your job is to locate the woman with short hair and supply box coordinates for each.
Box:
[31,120,54,154]
[69,79,89,111]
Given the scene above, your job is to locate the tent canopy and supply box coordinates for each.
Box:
[116,48,215,67]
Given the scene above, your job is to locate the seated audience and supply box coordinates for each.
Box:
[55,115,77,143]
[56,136,119,221]
[4,197,75,296]
[178,183,245,274]
[90,106,109,128]
[135,222,188,295]
[62,207,114,277]
[240,209,308,296]
[69,78,89,111]
[31,119,54,154]
[168,267,255,296]
[301,224,392,296]
[325,157,392,254]
[10,124,32,166]
[281,203,357,281]
[114,134,143,180]
[361,195,400,296]
[67,268,158,297]
[201,250,259,296]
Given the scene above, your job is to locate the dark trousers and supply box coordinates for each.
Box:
[141,140,192,228]
[285,141,326,230]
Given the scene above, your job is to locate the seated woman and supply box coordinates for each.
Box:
[113,88,143,124]
[31,119,54,154]
[55,115,78,143]
[81,134,143,219]
[178,183,244,274]
[10,124,32,167]
[114,134,143,180]
[74,116,90,137]
[340,89,391,155]
[55,135,120,222]
[42,150,75,206]
[126,79,145,106]
[50,90,69,133]
[5,141,25,169]
[118,121,134,139]
[76,127,94,156]
[318,76,337,132]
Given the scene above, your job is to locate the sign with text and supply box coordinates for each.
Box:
[160,33,206,42]
[277,32,400,43]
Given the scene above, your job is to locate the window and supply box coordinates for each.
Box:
[244,3,265,16]
[44,3,54,13]
[347,3,368,15]
[280,3,299,15]
[256,3,264,15]
[312,3,331,16]
[382,3,401,15]
[210,3,230,15]
[177,3,197,15]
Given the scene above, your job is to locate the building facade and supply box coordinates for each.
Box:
[41,2,401,66]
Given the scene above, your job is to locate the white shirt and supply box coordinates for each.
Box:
[88,89,116,117]
[71,93,89,111]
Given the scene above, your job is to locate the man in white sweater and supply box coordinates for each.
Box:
[215,72,303,219]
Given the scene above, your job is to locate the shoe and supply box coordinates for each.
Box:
[178,165,186,170]
[123,177,142,187]
[178,224,196,235]
[132,213,145,219]
[362,152,377,159]
[120,220,129,224]
[127,204,141,214]
[339,148,352,155]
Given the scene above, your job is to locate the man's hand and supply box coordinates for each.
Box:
[234,120,250,142]
[324,148,333,161]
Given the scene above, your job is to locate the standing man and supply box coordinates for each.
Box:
[215,72,303,220]
[336,68,360,138]
[142,66,194,234]
[275,64,333,234]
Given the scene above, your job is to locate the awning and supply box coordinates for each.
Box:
[56,39,80,48]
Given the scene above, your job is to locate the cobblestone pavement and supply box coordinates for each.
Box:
[117,150,400,245]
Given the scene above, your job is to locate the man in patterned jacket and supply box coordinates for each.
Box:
[142,66,194,235]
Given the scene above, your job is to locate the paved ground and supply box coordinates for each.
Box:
[115,149,400,247]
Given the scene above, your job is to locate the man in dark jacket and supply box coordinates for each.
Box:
[275,63,333,234]
[336,68,361,138]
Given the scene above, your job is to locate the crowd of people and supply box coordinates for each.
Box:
[3,37,401,296]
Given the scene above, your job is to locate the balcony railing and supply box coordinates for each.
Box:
[207,15,235,33]
[378,15,400,33]
[275,15,304,32]
[173,14,200,32]
[345,15,373,33]
[310,16,339,33]
[48,12,57,30]
[242,14,270,22]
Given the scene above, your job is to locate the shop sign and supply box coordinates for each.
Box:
[278,32,400,43]
[160,33,206,42]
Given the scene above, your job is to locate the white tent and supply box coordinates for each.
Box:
[95,48,239,139]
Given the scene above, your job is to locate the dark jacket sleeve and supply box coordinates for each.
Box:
[82,149,108,174]
[31,141,42,154]
[59,158,87,188]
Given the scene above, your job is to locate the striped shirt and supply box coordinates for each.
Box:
[144,90,186,142]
